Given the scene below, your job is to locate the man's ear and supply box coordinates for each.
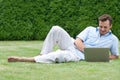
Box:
[110,24,112,28]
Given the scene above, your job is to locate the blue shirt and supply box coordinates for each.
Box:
[75,26,119,59]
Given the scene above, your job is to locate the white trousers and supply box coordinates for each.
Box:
[34,26,81,63]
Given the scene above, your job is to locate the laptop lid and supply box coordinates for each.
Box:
[84,48,109,62]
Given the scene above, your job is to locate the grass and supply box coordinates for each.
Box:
[0,41,120,80]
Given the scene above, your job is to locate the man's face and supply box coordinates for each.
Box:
[99,20,112,35]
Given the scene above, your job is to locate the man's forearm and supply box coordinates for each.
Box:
[109,55,119,60]
[74,38,85,52]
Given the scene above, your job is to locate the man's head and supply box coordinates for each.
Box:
[98,14,112,35]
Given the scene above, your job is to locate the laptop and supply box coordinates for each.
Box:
[84,48,110,62]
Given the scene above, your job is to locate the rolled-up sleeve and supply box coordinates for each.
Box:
[110,36,119,56]
[76,27,92,41]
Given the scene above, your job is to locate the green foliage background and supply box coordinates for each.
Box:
[0,0,120,40]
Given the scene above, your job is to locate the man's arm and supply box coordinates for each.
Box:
[74,38,85,52]
[109,55,119,60]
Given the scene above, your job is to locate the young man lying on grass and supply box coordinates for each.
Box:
[8,14,119,63]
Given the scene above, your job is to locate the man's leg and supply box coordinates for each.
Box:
[8,56,35,62]
[34,50,80,63]
[40,26,75,55]
[8,26,76,63]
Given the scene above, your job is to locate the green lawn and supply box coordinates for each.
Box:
[0,41,120,80]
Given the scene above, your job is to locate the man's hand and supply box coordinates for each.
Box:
[74,38,85,52]
[109,55,119,60]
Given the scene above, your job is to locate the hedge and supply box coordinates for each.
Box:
[0,0,120,40]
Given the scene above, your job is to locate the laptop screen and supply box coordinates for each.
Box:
[84,48,109,62]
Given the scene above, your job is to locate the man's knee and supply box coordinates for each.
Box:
[51,26,62,32]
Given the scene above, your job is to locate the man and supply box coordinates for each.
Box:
[8,14,119,63]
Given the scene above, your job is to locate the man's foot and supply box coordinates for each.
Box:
[8,56,20,62]
[8,56,35,62]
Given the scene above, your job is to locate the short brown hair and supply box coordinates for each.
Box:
[98,14,112,25]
